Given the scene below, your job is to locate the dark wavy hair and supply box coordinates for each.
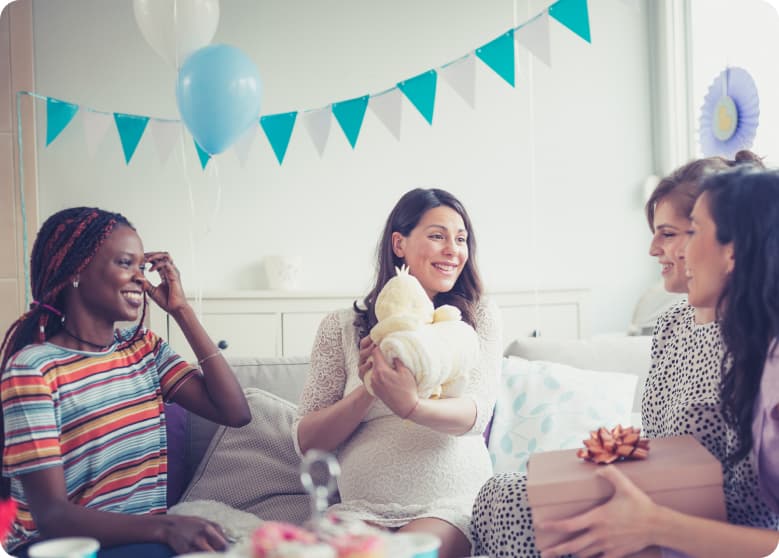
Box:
[645,150,764,231]
[354,188,483,339]
[0,207,146,497]
[701,167,779,464]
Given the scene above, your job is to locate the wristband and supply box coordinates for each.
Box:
[197,350,222,366]
[401,397,420,420]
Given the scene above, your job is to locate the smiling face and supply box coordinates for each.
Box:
[74,224,147,324]
[684,193,734,310]
[649,199,691,293]
[391,205,468,299]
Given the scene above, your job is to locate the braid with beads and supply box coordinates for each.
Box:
[0,207,147,497]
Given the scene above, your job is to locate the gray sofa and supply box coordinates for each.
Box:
[167,356,314,524]
[168,335,652,520]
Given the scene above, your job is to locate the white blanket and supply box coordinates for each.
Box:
[379,319,479,399]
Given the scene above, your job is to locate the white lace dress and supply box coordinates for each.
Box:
[292,299,502,545]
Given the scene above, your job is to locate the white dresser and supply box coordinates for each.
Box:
[149,289,590,362]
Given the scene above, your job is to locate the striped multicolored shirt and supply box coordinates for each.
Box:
[1,328,197,551]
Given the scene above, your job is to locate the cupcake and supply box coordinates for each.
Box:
[329,533,385,558]
[251,521,335,558]
[305,514,385,558]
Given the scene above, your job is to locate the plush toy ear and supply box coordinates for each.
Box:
[433,304,462,323]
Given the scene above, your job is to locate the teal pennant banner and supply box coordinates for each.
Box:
[476,30,516,87]
[113,113,149,164]
[398,70,437,125]
[332,95,369,149]
[194,140,211,169]
[260,111,298,165]
[549,0,591,43]
[46,98,79,146]
[30,0,592,169]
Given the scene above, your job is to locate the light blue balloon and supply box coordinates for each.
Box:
[176,44,262,155]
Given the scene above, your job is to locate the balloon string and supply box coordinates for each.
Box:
[173,0,180,69]
[517,0,541,335]
[205,160,223,235]
[16,92,31,307]
[177,127,203,323]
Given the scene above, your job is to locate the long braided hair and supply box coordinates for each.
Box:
[0,207,146,497]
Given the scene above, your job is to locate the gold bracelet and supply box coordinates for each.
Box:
[401,397,420,420]
[197,350,222,366]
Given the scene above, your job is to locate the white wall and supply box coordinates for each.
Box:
[690,0,779,166]
[30,0,656,335]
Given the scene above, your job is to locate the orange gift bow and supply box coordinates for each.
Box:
[577,425,650,464]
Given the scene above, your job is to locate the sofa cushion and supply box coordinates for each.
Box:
[165,402,188,507]
[488,356,638,474]
[179,356,312,486]
[504,336,651,414]
[180,387,316,524]
[229,356,311,402]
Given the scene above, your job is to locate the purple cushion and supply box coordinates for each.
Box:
[165,402,188,507]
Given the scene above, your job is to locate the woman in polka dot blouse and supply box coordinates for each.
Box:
[470,153,779,557]
[539,166,779,558]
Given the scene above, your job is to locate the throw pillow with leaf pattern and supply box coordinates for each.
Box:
[488,357,638,473]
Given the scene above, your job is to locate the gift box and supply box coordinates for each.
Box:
[527,434,726,558]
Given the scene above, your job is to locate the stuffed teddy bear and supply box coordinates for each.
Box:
[363,265,480,399]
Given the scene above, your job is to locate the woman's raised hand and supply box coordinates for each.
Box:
[143,251,187,314]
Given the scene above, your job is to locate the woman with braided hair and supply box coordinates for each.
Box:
[0,207,250,557]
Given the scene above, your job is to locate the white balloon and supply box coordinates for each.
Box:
[133,0,220,68]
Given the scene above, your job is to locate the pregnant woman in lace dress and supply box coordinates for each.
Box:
[292,188,502,558]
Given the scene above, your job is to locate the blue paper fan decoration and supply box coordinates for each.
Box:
[699,67,759,158]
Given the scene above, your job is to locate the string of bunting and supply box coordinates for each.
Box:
[29,0,591,169]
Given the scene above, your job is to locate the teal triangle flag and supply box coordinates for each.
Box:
[332,95,369,149]
[398,70,437,125]
[194,140,211,169]
[113,113,149,164]
[46,98,79,146]
[476,30,516,87]
[549,0,591,43]
[260,111,298,165]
